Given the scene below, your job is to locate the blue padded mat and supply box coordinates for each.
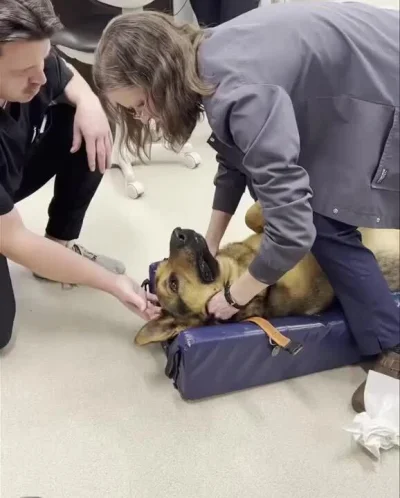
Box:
[148,262,400,401]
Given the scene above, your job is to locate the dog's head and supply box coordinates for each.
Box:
[135,227,225,345]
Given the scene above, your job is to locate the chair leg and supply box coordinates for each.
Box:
[111,125,145,199]
[145,141,202,169]
[174,142,202,170]
[111,124,202,200]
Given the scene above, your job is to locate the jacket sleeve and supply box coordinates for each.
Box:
[212,151,247,215]
[228,83,316,284]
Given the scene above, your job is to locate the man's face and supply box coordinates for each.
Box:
[0,39,50,103]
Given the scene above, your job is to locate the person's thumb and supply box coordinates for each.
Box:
[71,125,82,153]
[146,292,159,304]
[128,285,148,312]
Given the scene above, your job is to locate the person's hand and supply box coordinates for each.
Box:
[111,274,162,321]
[207,290,239,320]
[71,96,113,174]
[144,291,162,320]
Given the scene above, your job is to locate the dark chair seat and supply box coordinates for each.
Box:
[51,0,120,53]
[52,15,115,53]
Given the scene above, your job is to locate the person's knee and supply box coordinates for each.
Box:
[55,103,87,149]
[0,326,14,350]
[0,257,15,350]
[49,103,103,179]
[50,103,76,131]
[0,307,15,350]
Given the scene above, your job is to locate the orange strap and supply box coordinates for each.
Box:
[244,317,303,356]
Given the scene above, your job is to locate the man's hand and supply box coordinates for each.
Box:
[111,274,162,321]
[71,96,113,174]
[1,208,161,323]
[61,59,113,173]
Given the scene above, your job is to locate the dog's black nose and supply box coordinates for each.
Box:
[172,227,187,245]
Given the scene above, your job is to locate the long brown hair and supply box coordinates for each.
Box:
[93,11,215,161]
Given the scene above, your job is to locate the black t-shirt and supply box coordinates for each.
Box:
[0,49,73,216]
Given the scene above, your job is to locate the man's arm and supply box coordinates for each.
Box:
[0,208,119,293]
[53,56,112,173]
[62,60,98,107]
[0,207,160,318]
[45,52,98,107]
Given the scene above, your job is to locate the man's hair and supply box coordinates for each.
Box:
[0,0,62,49]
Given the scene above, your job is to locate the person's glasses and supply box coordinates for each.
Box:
[130,109,145,120]
[128,103,149,121]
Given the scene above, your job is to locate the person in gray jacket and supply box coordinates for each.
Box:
[93,2,400,412]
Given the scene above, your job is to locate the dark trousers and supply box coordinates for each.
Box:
[0,104,103,350]
[311,213,400,356]
[190,0,260,26]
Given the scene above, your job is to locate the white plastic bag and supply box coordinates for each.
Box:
[344,370,399,459]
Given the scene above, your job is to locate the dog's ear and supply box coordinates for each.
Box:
[134,312,188,346]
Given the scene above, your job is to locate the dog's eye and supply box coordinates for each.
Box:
[169,275,179,293]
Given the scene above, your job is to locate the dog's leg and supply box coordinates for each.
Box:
[264,277,335,318]
[235,295,266,321]
[245,201,264,234]
[262,285,298,318]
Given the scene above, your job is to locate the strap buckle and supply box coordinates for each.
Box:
[283,341,304,356]
[244,316,303,356]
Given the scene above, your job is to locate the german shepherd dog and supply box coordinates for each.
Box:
[135,201,400,345]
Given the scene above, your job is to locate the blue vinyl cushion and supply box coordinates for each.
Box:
[148,262,400,400]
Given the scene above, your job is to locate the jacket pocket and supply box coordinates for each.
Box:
[371,107,399,192]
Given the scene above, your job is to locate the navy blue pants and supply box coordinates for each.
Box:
[190,0,260,27]
[311,213,400,356]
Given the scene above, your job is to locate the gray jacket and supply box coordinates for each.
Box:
[198,1,399,285]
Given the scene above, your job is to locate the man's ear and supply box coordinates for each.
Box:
[134,312,188,346]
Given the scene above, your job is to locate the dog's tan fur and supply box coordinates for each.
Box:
[135,201,400,345]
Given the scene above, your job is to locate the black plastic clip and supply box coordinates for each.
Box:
[283,341,304,356]
[141,278,151,292]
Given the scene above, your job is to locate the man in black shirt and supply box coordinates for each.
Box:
[0,0,160,350]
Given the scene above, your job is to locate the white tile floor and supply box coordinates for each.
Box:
[1,119,399,497]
